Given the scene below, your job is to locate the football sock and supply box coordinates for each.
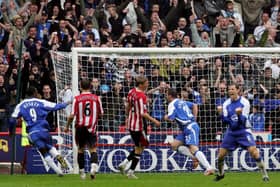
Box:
[120,150,135,166]
[90,152,98,164]
[45,155,63,175]
[91,163,99,173]
[78,152,85,170]
[194,151,212,170]
[90,152,99,173]
[217,157,225,176]
[256,158,268,177]
[130,153,141,170]
[177,145,194,158]
[49,147,59,158]
[127,150,135,161]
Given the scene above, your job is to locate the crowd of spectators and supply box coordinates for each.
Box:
[0,0,279,142]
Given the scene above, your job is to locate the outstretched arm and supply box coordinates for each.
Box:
[43,100,69,111]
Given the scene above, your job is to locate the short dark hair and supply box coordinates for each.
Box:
[264,67,272,71]
[28,25,37,32]
[135,75,148,87]
[228,83,240,90]
[26,86,38,97]
[85,20,93,26]
[167,88,177,98]
[80,79,91,90]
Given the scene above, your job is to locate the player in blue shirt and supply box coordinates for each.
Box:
[215,84,269,182]
[164,88,214,176]
[9,87,69,176]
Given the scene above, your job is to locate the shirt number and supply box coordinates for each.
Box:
[84,102,91,116]
[29,108,37,122]
[183,105,194,118]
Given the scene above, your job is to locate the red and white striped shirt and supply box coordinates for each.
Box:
[127,88,147,131]
[71,92,103,133]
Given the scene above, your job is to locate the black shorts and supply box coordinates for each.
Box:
[130,130,149,147]
[75,126,97,148]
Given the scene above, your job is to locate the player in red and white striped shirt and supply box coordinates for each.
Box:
[118,75,160,179]
[65,79,103,180]
[126,86,148,131]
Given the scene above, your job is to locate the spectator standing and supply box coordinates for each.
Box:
[147,81,169,130]
[2,3,37,58]
[270,0,280,26]
[263,57,280,79]
[234,0,271,39]
[259,67,277,93]
[118,24,140,47]
[108,4,127,41]
[0,74,9,131]
[41,84,57,132]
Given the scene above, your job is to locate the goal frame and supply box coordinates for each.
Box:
[71,47,280,95]
[67,47,280,174]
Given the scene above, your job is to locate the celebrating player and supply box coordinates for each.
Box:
[118,75,160,179]
[164,88,214,176]
[9,86,68,176]
[215,84,269,182]
[65,79,103,180]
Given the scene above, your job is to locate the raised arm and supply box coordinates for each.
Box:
[0,23,10,49]
[34,1,45,24]
[214,68,222,88]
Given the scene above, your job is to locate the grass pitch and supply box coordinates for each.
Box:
[0,172,278,187]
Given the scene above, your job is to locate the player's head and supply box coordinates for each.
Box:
[80,79,91,91]
[135,75,148,91]
[228,83,240,100]
[26,86,38,98]
[166,88,177,102]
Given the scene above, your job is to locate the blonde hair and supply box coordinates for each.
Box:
[135,75,148,86]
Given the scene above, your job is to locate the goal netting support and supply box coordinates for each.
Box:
[51,48,280,174]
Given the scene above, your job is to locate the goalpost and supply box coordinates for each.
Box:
[51,48,280,174]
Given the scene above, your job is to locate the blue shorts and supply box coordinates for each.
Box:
[221,129,256,151]
[28,129,53,151]
[175,122,200,146]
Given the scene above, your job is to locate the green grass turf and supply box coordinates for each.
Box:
[0,172,278,187]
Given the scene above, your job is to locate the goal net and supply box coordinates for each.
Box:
[51,48,280,174]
